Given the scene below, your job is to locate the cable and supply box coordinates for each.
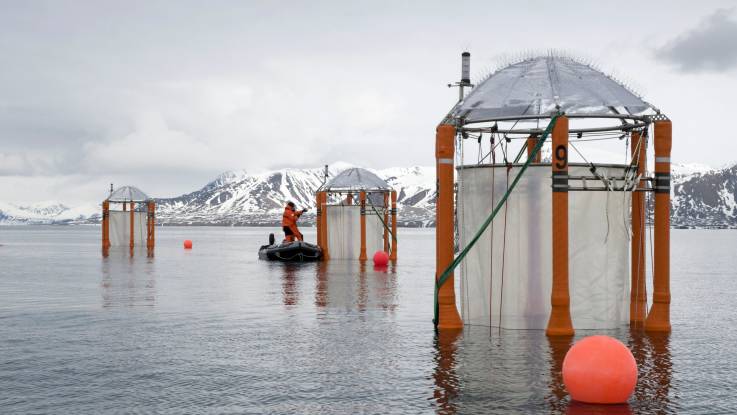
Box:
[499,166,510,330]
[459,133,470,321]
[489,137,496,329]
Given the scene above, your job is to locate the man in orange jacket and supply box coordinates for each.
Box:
[282,201,308,242]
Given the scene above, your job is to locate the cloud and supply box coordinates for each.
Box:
[0,152,62,176]
[655,8,737,73]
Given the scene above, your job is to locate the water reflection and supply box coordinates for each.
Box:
[281,264,301,306]
[312,260,398,312]
[630,332,673,413]
[566,401,632,414]
[374,262,398,312]
[358,261,368,312]
[100,247,156,308]
[432,330,463,414]
[546,335,574,413]
[102,246,154,258]
[314,261,329,308]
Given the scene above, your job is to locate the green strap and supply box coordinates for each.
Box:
[367,200,395,240]
[433,115,560,328]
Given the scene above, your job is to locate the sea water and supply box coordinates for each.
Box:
[1,226,736,414]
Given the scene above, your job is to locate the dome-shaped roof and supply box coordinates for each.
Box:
[452,55,655,123]
[323,168,390,191]
[106,186,150,202]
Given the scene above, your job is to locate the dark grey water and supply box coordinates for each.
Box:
[0,226,735,414]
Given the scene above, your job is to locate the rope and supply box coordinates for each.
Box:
[366,196,394,240]
[433,115,561,328]
[489,135,496,329]
[499,165,510,329]
[647,163,654,313]
[457,133,469,320]
[513,140,528,164]
[633,129,647,321]
[478,138,503,165]
[461,134,470,322]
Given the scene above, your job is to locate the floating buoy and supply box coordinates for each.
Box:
[373,250,389,266]
[183,240,193,249]
[563,335,637,404]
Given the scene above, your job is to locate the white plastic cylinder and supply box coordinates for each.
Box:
[458,164,631,330]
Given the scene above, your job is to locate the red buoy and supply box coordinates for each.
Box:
[373,250,389,266]
[563,335,637,404]
[183,240,193,249]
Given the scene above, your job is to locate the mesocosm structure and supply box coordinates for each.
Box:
[434,52,672,335]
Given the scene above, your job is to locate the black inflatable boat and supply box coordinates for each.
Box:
[258,234,323,262]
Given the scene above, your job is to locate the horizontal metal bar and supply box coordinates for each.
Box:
[567,187,652,192]
[458,162,635,170]
[460,120,648,135]
[457,113,650,124]
[566,175,632,181]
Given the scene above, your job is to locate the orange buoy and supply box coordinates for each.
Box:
[373,250,389,267]
[563,335,637,404]
[183,240,193,249]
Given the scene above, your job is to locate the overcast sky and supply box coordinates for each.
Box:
[1,0,736,204]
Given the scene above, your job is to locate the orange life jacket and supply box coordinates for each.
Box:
[281,207,303,227]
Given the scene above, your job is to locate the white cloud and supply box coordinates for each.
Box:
[83,111,217,173]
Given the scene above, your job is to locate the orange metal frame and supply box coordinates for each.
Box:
[315,188,396,262]
[546,115,574,336]
[101,199,156,256]
[435,124,463,330]
[645,120,672,332]
[630,130,647,327]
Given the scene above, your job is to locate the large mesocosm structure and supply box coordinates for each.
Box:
[434,53,672,335]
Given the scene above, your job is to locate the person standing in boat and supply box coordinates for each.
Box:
[282,201,308,243]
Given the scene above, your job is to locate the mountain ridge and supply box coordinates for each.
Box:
[2,163,737,228]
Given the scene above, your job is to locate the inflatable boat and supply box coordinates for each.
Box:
[258,234,322,262]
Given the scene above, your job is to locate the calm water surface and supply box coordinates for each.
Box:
[0,226,735,414]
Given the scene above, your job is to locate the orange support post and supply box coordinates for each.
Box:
[129,201,135,249]
[527,135,541,163]
[102,200,110,253]
[390,191,398,261]
[383,192,389,253]
[359,191,367,261]
[630,130,647,327]
[315,192,322,248]
[546,115,574,337]
[645,119,672,333]
[320,192,329,260]
[435,124,463,330]
[146,200,155,250]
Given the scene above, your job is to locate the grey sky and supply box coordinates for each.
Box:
[655,8,737,73]
[1,0,735,204]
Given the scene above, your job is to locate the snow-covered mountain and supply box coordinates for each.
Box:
[155,163,436,227]
[672,164,737,228]
[0,201,99,224]
[5,162,737,228]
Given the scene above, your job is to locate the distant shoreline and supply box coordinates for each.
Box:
[1,223,734,230]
